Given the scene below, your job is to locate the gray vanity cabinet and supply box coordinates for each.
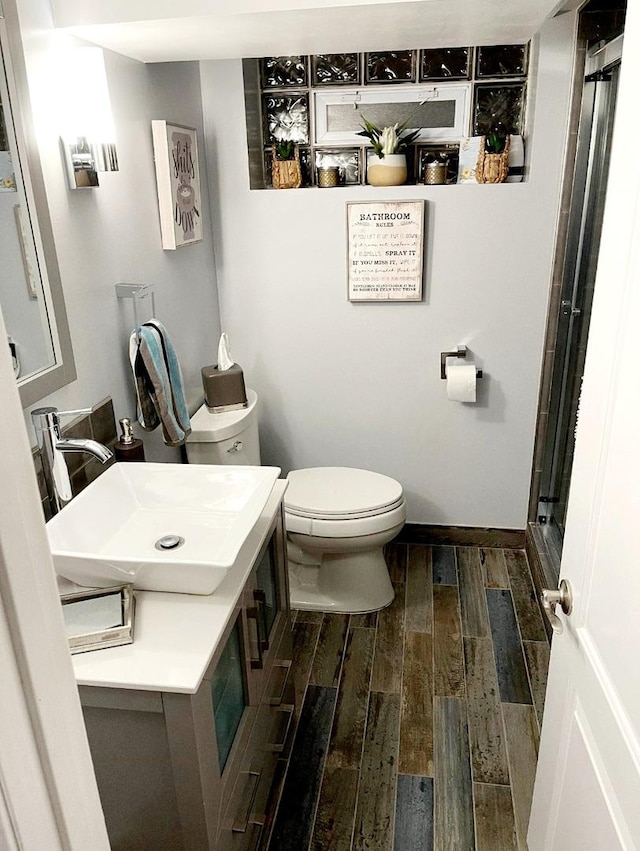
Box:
[79,504,293,851]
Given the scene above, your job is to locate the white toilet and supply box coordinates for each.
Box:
[185,390,406,614]
[285,466,406,614]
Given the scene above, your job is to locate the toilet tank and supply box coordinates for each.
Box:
[185,388,261,465]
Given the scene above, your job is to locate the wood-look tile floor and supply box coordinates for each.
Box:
[269,544,549,851]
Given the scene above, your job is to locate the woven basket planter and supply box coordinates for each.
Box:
[475,135,511,184]
[272,146,302,189]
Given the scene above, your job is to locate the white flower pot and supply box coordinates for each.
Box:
[367,153,408,187]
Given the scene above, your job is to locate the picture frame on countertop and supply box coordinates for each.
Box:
[151,120,203,250]
[347,200,424,302]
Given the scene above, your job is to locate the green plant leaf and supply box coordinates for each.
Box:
[485,130,507,153]
[398,128,422,148]
[274,140,295,160]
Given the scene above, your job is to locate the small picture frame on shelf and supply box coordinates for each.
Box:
[151,121,203,250]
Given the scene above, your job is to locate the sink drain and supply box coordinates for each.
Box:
[155,534,185,551]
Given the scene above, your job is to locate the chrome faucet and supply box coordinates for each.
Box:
[31,406,114,515]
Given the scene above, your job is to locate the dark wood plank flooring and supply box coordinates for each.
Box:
[269,544,548,851]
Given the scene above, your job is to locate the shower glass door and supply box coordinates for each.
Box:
[537,58,620,556]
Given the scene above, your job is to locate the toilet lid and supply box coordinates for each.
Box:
[285,467,404,520]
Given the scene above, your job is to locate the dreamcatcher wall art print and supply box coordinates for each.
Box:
[152,120,203,250]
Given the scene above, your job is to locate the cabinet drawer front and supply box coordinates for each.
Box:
[267,704,295,756]
[221,820,263,851]
[222,754,277,848]
[266,659,292,707]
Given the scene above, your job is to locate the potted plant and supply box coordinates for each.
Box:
[476,128,511,184]
[272,139,302,189]
[357,116,421,186]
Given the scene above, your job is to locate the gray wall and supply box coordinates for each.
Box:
[15,0,221,459]
[13,0,577,526]
[200,13,578,528]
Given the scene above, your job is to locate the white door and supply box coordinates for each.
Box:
[528,4,640,849]
[0,316,109,843]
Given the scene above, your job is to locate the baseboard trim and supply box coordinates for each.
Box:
[396,523,526,549]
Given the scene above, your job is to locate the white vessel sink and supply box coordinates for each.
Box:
[47,462,281,595]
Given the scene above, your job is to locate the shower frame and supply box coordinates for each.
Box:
[527,33,622,585]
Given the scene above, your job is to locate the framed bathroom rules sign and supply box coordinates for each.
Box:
[151,121,203,250]
[347,200,424,301]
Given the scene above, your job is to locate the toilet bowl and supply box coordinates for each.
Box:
[285,467,406,614]
[185,392,406,614]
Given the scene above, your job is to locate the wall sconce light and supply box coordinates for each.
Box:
[60,47,119,189]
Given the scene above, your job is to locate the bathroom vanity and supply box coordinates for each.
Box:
[70,482,293,851]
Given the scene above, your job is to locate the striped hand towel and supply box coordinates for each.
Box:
[129,320,191,446]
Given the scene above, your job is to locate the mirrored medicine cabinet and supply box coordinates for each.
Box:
[0,0,76,407]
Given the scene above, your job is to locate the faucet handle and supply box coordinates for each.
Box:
[56,407,93,418]
[31,406,93,431]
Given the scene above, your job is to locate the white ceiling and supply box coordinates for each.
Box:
[50,0,565,63]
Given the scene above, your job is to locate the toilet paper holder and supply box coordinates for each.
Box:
[440,346,483,380]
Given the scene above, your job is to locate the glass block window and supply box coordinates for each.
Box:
[263,93,309,145]
[366,51,416,83]
[261,56,307,87]
[312,54,360,86]
[246,42,529,188]
[420,48,470,81]
[314,148,361,185]
[473,83,525,136]
[476,45,528,78]
[418,144,460,184]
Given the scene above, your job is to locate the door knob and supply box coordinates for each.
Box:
[541,579,573,634]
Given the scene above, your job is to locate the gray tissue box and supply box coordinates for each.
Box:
[201,363,248,412]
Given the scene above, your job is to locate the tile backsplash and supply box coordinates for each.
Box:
[33,397,117,520]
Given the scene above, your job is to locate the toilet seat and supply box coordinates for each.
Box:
[286,467,403,518]
[285,467,406,538]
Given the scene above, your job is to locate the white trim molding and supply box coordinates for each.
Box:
[0,302,109,849]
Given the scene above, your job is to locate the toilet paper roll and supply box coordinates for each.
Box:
[446,363,477,402]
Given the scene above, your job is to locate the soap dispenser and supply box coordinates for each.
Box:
[114,418,145,462]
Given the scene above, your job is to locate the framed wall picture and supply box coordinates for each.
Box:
[347,200,425,301]
[151,121,203,250]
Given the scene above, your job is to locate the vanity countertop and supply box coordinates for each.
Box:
[66,480,287,696]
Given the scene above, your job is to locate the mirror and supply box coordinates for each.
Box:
[0,2,76,407]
